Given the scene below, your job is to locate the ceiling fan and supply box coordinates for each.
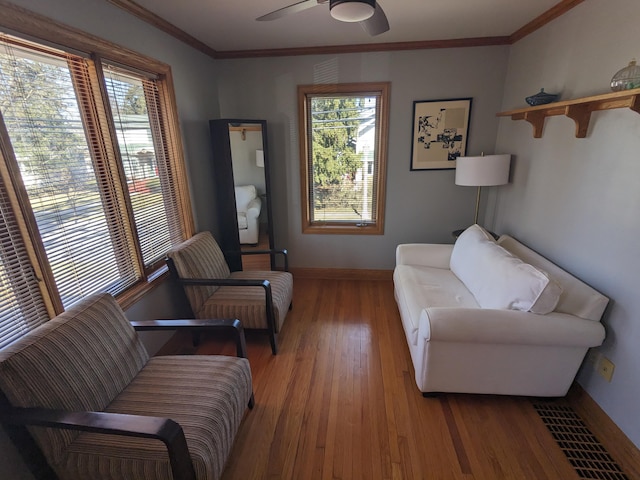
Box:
[257,0,390,36]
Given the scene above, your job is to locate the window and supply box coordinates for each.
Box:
[0,10,193,348]
[102,64,184,270]
[298,82,389,234]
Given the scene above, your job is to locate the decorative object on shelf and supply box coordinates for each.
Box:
[610,59,640,91]
[455,153,511,225]
[525,88,559,106]
[410,97,472,170]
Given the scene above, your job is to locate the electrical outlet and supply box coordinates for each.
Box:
[597,356,615,382]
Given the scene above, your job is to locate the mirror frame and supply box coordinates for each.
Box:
[209,118,274,271]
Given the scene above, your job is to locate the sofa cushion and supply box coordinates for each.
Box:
[393,264,478,345]
[450,225,562,313]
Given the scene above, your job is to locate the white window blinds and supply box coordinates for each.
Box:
[103,65,182,271]
[0,41,140,308]
[0,175,49,349]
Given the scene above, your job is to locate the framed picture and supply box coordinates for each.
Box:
[410,97,472,170]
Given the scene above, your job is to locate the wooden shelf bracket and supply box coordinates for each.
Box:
[497,88,640,138]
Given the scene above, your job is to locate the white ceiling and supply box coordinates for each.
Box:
[130,0,561,53]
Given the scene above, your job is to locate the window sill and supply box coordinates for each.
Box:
[116,265,170,310]
[303,223,384,235]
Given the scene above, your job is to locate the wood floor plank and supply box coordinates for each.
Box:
[159,277,586,480]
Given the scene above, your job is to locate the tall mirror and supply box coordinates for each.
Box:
[209,119,274,271]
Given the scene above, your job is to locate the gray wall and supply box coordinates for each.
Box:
[216,47,510,269]
[493,0,640,448]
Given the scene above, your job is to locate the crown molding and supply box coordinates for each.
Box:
[215,36,511,59]
[107,0,583,59]
[510,0,586,43]
[105,0,218,58]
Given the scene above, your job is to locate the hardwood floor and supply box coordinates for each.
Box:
[158,277,583,480]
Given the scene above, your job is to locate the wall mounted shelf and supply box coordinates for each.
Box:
[496,88,640,138]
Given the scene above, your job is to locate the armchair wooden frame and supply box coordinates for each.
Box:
[234,248,289,273]
[0,318,253,480]
[166,248,290,355]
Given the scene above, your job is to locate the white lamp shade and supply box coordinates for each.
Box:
[256,149,265,168]
[455,154,511,186]
[330,0,375,22]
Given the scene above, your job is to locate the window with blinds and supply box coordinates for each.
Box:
[0,30,192,347]
[103,64,182,271]
[0,44,139,308]
[0,176,50,349]
[298,83,390,235]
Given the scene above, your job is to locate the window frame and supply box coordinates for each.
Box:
[0,3,194,312]
[298,82,390,235]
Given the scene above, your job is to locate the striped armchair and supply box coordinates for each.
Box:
[0,293,253,480]
[166,231,293,354]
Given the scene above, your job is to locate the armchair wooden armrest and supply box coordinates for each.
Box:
[130,318,248,359]
[0,408,195,480]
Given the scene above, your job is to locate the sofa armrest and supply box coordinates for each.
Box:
[246,197,261,218]
[419,307,605,348]
[0,407,195,480]
[396,244,453,268]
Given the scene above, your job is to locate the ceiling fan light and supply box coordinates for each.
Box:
[330,0,375,22]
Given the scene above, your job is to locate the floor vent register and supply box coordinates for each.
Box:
[533,402,628,480]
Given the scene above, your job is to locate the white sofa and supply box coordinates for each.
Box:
[235,184,261,245]
[393,225,609,397]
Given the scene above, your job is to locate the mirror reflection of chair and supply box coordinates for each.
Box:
[166,231,293,354]
[234,185,261,245]
[0,293,254,480]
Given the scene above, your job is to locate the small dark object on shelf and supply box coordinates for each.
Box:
[525,88,559,106]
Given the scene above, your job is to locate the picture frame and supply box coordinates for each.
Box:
[410,97,472,170]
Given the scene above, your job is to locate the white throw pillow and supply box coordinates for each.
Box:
[449,225,497,276]
[529,275,563,314]
[450,225,561,313]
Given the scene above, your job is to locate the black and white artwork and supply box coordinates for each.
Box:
[410,98,472,170]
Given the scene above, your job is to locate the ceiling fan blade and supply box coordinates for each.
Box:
[257,0,325,21]
[360,2,389,36]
